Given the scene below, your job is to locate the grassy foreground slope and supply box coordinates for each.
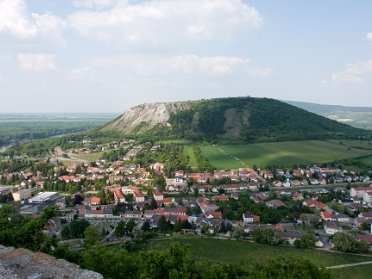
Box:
[147,237,372,278]
[197,140,372,169]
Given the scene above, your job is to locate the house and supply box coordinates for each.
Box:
[301,179,309,186]
[318,178,327,185]
[156,197,174,207]
[175,170,185,178]
[292,192,304,201]
[266,199,286,208]
[324,221,342,235]
[114,189,125,204]
[358,211,372,221]
[362,191,372,205]
[336,213,350,223]
[350,186,372,198]
[243,212,260,224]
[214,195,229,202]
[90,196,101,206]
[260,170,274,179]
[283,230,306,245]
[303,199,325,211]
[12,188,32,202]
[165,178,187,192]
[153,190,164,201]
[122,211,142,219]
[321,211,336,221]
[205,211,222,219]
[272,180,282,187]
[250,192,269,203]
[292,169,303,177]
[355,234,372,245]
[310,179,319,185]
[291,180,301,187]
[133,189,145,203]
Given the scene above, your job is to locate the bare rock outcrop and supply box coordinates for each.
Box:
[0,245,103,279]
[104,101,191,134]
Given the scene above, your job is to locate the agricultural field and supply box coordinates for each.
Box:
[196,140,372,169]
[146,237,372,278]
[184,146,198,168]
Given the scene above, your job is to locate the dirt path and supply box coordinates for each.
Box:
[212,144,246,166]
[326,260,372,269]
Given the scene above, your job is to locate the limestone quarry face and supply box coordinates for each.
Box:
[0,245,103,279]
[105,101,192,134]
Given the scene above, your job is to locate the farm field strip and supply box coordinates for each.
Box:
[198,140,372,169]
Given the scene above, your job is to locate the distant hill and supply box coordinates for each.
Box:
[285,101,372,130]
[103,97,372,143]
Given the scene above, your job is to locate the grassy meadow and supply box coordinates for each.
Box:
[145,237,372,278]
[193,140,372,169]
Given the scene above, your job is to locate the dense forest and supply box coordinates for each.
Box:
[0,120,108,147]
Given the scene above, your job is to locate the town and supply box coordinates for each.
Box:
[1,139,372,253]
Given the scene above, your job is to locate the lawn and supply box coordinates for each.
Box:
[330,264,372,279]
[71,152,104,162]
[145,237,372,278]
[184,146,198,168]
[198,140,372,169]
[359,155,372,167]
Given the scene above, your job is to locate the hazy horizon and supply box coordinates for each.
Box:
[1,0,371,113]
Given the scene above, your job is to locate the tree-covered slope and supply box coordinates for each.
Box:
[103,97,372,143]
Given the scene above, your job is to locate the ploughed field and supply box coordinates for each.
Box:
[145,237,372,279]
[188,140,372,169]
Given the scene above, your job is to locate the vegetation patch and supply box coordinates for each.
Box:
[146,237,372,270]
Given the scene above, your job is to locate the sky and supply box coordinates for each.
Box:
[0,0,371,113]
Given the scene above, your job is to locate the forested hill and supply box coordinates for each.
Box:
[102,97,372,143]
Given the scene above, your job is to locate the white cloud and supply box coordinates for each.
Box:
[66,66,93,80]
[165,55,271,77]
[367,32,372,42]
[73,0,114,8]
[68,0,263,46]
[0,0,65,40]
[93,54,271,79]
[17,53,57,72]
[330,60,372,84]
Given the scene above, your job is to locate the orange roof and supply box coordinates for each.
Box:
[90,197,101,204]
[114,189,124,200]
[153,190,163,196]
[177,215,189,221]
[321,211,334,219]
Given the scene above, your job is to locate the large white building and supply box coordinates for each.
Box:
[28,192,65,208]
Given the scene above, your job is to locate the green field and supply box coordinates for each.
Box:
[72,152,104,162]
[330,264,372,279]
[197,140,372,169]
[146,237,372,278]
[184,146,198,168]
